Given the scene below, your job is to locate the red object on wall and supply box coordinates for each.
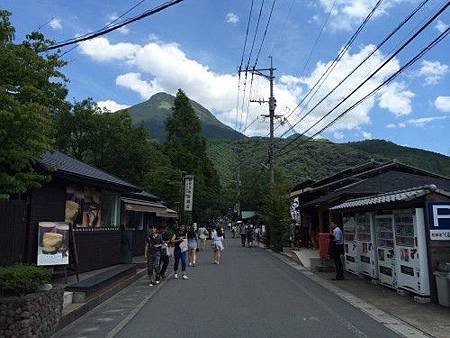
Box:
[319,233,330,258]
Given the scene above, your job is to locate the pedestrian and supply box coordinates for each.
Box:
[187,226,198,267]
[145,225,162,287]
[159,225,175,280]
[247,225,254,248]
[212,227,224,264]
[197,224,209,251]
[329,222,345,280]
[239,222,246,247]
[173,224,189,280]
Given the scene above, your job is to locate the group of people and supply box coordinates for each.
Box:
[145,223,225,287]
[234,222,260,248]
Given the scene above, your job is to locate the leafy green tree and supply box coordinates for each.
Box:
[0,10,68,199]
[165,89,222,222]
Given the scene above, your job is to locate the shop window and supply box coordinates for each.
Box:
[124,211,143,230]
[101,191,120,227]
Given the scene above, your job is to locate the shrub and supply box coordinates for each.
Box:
[0,264,52,296]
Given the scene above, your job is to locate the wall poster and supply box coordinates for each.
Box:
[65,185,102,227]
[37,222,69,266]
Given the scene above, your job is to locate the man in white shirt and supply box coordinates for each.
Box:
[330,222,345,280]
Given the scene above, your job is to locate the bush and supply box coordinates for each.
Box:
[0,264,52,296]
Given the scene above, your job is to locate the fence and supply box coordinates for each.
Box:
[0,200,27,265]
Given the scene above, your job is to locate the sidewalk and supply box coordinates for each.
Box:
[281,248,450,338]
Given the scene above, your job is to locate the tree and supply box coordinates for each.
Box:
[165,89,222,222]
[0,10,68,199]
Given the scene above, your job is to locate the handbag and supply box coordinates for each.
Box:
[179,239,188,253]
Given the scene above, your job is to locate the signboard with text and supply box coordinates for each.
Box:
[184,175,194,212]
[428,202,450,241]
[37,222,69,266]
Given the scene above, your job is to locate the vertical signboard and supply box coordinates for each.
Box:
[184,175,195,212]
[428,202,450,240]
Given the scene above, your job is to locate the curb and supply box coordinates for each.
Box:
[56,268,147,332]
[265,248,433,338]
[106,272,173,338]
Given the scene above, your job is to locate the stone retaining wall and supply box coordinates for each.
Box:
[0,287,63,337]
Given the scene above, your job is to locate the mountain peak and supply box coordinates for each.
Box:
[127,92,245,143]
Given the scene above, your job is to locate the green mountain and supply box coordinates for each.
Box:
[207,137,450,187]
[126,92,244,142]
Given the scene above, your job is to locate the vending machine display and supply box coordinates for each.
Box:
[356,213,377,278]
[394,208,430,296]
[375,214,396,288]
[343,214,358,274]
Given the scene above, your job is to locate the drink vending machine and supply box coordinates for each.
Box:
[343,214,359,274]
[375,214,396,288]
[356,213,377,278]
[393,208,430,296]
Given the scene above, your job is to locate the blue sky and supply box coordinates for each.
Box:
[4,0,450,155]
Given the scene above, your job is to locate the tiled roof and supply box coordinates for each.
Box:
[331,185,450,210]
[39,151,139,191]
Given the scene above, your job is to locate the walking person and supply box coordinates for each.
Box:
[329,222,345,280]
[212,227,224,264]
[247,225,254,248]
[187,226,198,267]
[159,225,175,280]
[239,222,246,247]
[173,224,189,280]
[145,225,162,287]
[197,224,209,251]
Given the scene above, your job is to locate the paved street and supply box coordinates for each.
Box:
[116,236,400,338]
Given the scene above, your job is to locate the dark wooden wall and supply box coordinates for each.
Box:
[74,230,121,272]
[27,181,66,263]
[0,200,27,265]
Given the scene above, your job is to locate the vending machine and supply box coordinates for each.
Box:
[375,214,396,288]
[356,213,377,279]
[343,214,359,274]
[393,208,430,297]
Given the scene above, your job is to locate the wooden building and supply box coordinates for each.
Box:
[291,160,450,248]
[2,151,176,272]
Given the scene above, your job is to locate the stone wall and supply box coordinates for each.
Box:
[0,287,63,338]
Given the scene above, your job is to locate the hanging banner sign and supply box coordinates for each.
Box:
[428,202,450,241]
[184,175,195,211]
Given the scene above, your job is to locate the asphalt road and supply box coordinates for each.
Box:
[117,237,400,338]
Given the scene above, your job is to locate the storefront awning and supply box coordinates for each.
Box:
[157,208,178,218]
[121,197,167,213]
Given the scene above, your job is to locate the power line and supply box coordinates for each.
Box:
[278,27,449,158]
[46,0,183,50]
[276,2,450,158]
[278,0,430,139]
[274,0,384,136]
[299,0,337,76]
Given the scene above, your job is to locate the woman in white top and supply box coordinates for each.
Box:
[212,227,224,264]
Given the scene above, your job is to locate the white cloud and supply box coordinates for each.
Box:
[333,131,344,139]
[318,0,409,31]
[79,37,411,136]
[435,96,450,113]
[362,131,372,139]
[378,82,414,116]
[107,14,130,34]
[407,116,448,127]
[49,18,62,30]
[79,37,140,62]
[225,13,239,24]
[97,100,129,112]
[386,116,448,128]
[436,20,449,33]
[417,60,449,85]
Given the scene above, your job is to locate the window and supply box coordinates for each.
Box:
[101,191,120,227]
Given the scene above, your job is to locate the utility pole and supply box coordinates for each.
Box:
[239,56,281,186]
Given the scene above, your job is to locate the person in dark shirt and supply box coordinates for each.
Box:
[173,224,189,280]
[159,225,175,280]
[145,225,162,287]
